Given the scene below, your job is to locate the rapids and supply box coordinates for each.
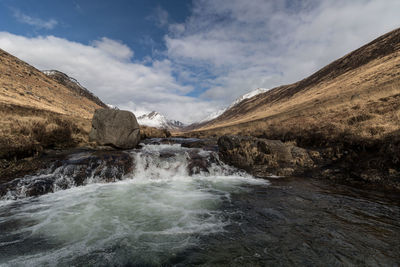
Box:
[0,141,399,266]
[0,142,266,266]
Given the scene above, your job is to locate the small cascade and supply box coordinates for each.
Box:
[0,142,252,200]
[0,141,267,266]
[0,150,134,200]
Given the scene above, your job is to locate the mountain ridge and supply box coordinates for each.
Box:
[0,48,107,171]
[137,111,184,130]
[188,88,269,129]
[42,70,108,109]
[189,27,400,133]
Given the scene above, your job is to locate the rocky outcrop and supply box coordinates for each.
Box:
[186,149,221,175]
[181,138,218,151]
[140,125,171,139]
[218,135,317,177]
[217,135,400,191]
[89,109,140,149]
[43,70,108,108]
[0,149,134,199]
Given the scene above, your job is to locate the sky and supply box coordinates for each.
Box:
[0,0,399,123]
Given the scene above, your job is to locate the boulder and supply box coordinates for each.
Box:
[89,109,140,149]
[218,135,315,177]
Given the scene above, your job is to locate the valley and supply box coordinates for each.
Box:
[0,19,399,266]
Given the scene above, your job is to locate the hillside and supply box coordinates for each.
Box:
[187,88,268,130]
[0,48,105,163]
[183,28,400,189]
[188,28,400,143]
[42,70,108,109]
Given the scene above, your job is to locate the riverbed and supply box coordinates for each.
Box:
[0,141,399,266]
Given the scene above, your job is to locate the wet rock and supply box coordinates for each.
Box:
[181,139,218,151]
[186,150,221,175]
[159,151,176,158]
[218,135,315,177]
[89,109,140,149]
[0,150,134,199]
[140,126,171,139]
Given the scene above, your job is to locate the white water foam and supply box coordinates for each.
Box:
[0,143,268,266]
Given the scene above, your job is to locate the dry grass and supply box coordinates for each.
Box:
[140,125,171,139]
[0,103,92,160]
[0,48,102,119]
[185,83,400,148]
[185,30,400,148]
[0,48,104,160]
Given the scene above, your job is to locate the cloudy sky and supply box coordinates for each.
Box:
[0,0,399,123]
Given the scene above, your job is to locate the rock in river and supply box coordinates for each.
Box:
[218,135,315,177]
[89,109,140,149]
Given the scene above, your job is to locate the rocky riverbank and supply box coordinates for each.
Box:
[1,133,399,198]
[217,135,400,191]
[0,138,231,199]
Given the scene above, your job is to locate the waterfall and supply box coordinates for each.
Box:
[0,142,267,266]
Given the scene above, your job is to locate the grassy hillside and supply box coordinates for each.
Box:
[187,28,400,145]
[0,48,105,160]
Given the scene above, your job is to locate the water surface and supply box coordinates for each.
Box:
[0,143,399,266]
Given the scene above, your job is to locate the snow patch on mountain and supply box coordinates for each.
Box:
[42,70,82,87]
[137,111,184,129]
[197,109,226,124]
[227,88,268,109]
[197,88,268,123]
[107,104,119,110]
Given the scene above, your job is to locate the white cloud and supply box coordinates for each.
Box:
[166,0,400,103]
[13,9,58,30]
[2,0,400,123]
[91,37,133,61]
[0,32,217,123]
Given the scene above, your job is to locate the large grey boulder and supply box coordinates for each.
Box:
[89,109,140,149]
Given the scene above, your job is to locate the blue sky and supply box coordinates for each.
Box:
[0,0,190,60]
[0,0,399,122]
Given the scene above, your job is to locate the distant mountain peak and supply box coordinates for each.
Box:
[137,111,184,130]
[228,88,268,108]
[197,88,268,124]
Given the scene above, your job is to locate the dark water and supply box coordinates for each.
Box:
[172,177,400,266]
[0,143,399,266]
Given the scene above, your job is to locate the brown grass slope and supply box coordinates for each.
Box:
[185,28,400,189]
[0,48,105,162]
[44,70,108,109]
[189,28,400,142]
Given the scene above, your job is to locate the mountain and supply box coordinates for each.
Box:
[196,88,268,124]
[0,49,104,120]
[197,109,226,124]
[137,111,184,130]
[42,70,108,109]
[184,28,400,190]
[189,28,400,142]
[0,48,106,165]
[226,88,268,110]
[106,104,119,109]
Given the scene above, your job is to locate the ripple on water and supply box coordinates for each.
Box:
[0,143,268,266]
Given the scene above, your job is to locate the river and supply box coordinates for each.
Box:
[0,141,399,266]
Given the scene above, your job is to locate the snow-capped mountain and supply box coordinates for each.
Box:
[197,88,268,124]
[137,111,184,129]
[227,88,268,110]
[106,104,119,110]
[197,108,226,124]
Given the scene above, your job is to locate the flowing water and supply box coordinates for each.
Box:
[0,142,399,266]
